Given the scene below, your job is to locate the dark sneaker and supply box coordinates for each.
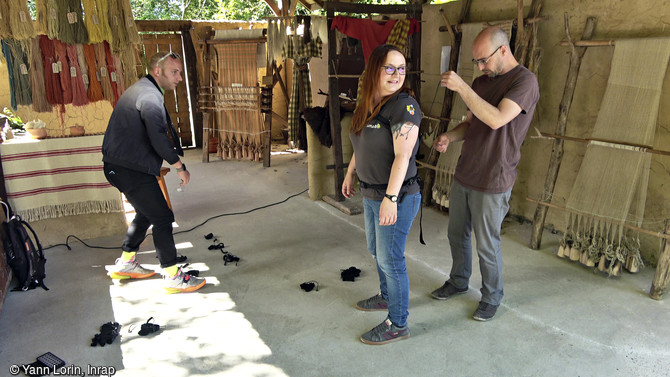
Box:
[164,268,206,294]
[355,293,388,311]
[360,318,410,345]
[109,257,156,280]
[430,281,468,300]
[473,301,499,321]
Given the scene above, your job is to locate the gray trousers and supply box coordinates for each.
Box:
[447,181,511,306]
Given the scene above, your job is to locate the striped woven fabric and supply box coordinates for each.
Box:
[0,135,123,222]
[386,19,410,52]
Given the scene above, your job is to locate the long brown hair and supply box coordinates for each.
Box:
[351,44,411,135]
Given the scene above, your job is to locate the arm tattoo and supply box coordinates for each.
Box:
[391,122,417,140]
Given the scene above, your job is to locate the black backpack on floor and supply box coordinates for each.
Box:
[1,201,48,291]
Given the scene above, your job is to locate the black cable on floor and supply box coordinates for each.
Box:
[45,188,309,251]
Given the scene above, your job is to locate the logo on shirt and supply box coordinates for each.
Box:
[366,123,381,129]
[406,104,415,116]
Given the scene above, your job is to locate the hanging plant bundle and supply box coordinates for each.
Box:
[82,43,104,102]
[8,0,36,40]
[46,0,59,39]
[66,44,90,107]
[58,0,89,45]
[39,35,64,105]
[0,0,12,39]
[30,37,53,113]
[53,39,74,104]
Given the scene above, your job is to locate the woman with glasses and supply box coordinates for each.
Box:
[342,44,422,345]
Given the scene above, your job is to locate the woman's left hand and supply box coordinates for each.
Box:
[379,198,398,226]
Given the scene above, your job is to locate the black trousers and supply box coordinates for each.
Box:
[104,162,178,268]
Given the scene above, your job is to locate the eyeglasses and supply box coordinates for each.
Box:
[472,46,501,66]
[382,65,407,76]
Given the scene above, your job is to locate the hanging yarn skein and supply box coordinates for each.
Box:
[39,35,64,106]
[75,44,89,91]
[119,46,139,88]
[53,39,73,104]
[0,0,12,39]
[58,0,89,45]
[112,53,125,95]
[82,0,105,44]
[46,0,60,39]
[82,44,104,102]
[30,37,53,113]
[35,0,49,35]
[93,43,116,105]
[118,0,141,45]
[103,41,120,104]
[92,0,113,44]
[3,39,33,109]
[66,44,90,106]
[8,0,36,40]
[108,0,130,53]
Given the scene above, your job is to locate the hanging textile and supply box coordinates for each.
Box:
[39,35,64,106]
[108,0,130,53]
[7,0,36,40]
[561,37,670,274]
[46,0,59,39]
[82,0,110,44]
[1,39,32,110]
[117,0,140,45]
[82,43,104,102]
[0,0,12,39]
[65,44,90,106]
[93,42,116,105]
[284,18,323,147]
[34,0,49,36]
[58,0,89,45]
[53,39,73,104]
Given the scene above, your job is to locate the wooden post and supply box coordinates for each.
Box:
[529,15,596,249]
[326,3,345,202]
[421,0,471,206]
[202,111,211,162]
[650,220,670,300]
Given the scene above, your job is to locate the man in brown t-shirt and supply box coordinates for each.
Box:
[430,27,540,321]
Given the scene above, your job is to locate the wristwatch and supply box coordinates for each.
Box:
[384,193,398,203]
[176,163,186,172]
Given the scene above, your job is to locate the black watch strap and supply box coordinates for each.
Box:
[384,193,398,203]
[176,163,186,172]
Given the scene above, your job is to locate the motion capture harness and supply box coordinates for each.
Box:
[357,92,426,245]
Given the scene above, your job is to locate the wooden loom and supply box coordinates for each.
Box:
[528,14,670,300]
[199,34,268,164]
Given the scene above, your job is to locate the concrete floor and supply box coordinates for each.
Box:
[1,148,669,377]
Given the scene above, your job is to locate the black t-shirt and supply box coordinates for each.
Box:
[350,93,423,200]
[455,64,540,193]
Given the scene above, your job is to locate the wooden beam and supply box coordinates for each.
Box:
[529,15,596,250]
[264,0,282,16]
[136,20,191,32]
[650,220,670,300]
[539,132,670,157]
[560,40,615,47]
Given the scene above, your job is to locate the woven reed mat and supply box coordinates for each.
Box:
[0,135,123,222]
[433,21,513,206]
[564,37,670,246]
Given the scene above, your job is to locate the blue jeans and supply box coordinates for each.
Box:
[363,192,421,327]
[447,181,511,306]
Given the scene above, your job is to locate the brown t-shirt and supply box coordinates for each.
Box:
[454,64,539,193]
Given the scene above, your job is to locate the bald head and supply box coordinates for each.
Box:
[472,26,518,77]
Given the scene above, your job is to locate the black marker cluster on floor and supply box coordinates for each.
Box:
[341,266,361,282]
[91,322,120,347]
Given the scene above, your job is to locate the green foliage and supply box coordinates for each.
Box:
[1,108,25,131]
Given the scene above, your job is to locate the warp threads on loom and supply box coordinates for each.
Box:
[0,0,12,39]
[8,0,36,40]
[46,0,60,39]
[1,39,33,110]
[58,0,89,45]
[108,0,129,53]
[66,44,90,106]
[39,35,64,106]
[30,37,53,113]
[82,44,104,102]
[53,39,73,104]
[93,42,115,105]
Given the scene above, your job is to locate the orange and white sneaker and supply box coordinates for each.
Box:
[109,257,156,280]
[164,268,206,294]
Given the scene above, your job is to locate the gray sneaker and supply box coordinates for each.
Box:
[473,301,499,321]
[109,257,156,280]
[360,318,410,345]
[430,281,468,300]
[164,268,206,294]
[355,293,388,311]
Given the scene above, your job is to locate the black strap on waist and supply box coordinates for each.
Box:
[358,175,426,245]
